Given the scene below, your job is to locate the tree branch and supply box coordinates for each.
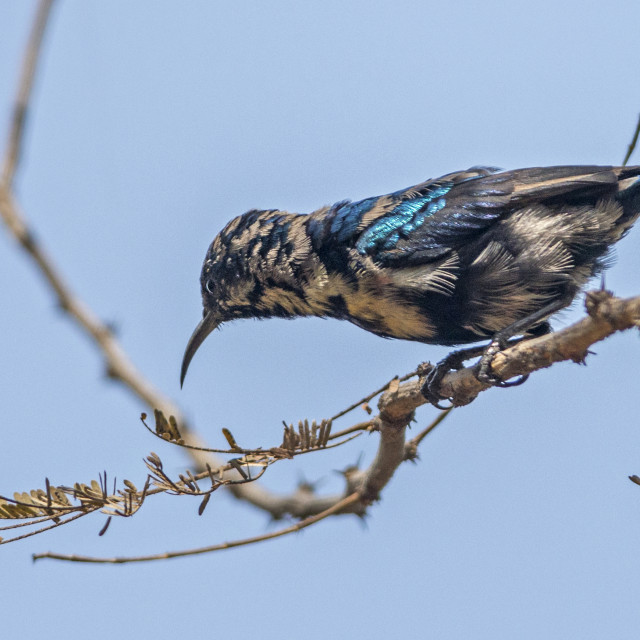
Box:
[266,289,640,520]
[0,0,291,514]
[32,492,362,564]
[0,0,207,463]
[4,4,640,563]
[1,0,54,189]
[426,290,640,407]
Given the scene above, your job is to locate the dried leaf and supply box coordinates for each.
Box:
[222,428,242,451]
[228,458,249,480]
[198,493,211,516]
[98,516,112,536]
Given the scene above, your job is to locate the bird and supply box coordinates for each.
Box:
[180,165,640,403]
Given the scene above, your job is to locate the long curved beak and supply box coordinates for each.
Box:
[180,310,220,387]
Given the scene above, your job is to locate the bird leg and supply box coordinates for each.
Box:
[420,338,529,408]
[421,292,575,407]
[475,293,575,384]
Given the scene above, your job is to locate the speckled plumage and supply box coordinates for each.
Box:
[181,165,640,386]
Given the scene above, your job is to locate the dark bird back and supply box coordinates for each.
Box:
[181,165,640,385]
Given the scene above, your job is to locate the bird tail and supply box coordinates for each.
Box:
[615,166,640,229]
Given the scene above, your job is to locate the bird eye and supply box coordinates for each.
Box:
[205,279,216,294]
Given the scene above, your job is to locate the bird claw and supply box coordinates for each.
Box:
[475,339,502,384]
[420,365,454,410]
[421,337,531,408]
[419,349,472,409]
[475,339,529,388]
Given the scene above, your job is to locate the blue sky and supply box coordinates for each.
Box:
[2,2,640,638]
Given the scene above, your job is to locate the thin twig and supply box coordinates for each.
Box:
[1,0,55,189]
[140,413,362,456]
[328,369,418,422]
[409,408,453,448]
[33,492,361,563]
[0,514,58,531]
[3,511,89,546]
[622,113,640,166]
[327,420,375,441]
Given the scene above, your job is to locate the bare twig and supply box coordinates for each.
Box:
[7,284,638,558]
[10,290,640,551]
[33,492,361,563]
[1,0,55,189]
[3,511,89,546]
[328,370,418,422]
[327,419,375,441]
[623,113,640,167]
[405,408,453,459]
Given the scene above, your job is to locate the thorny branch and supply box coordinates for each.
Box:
[1,4,640,564]
[0,393,445,555]
[8,288,640,562]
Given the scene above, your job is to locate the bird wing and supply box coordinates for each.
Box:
[322,165,627,268]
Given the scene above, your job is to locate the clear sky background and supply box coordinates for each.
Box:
[2,2,640,638]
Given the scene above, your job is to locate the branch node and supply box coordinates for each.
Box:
[403,441,419,462]
[585,289,614,319]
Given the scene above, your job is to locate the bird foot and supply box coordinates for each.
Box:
[420,338,530,408]
[419,346,484,409]
[475,338,529,388]
[420,362,455,410]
